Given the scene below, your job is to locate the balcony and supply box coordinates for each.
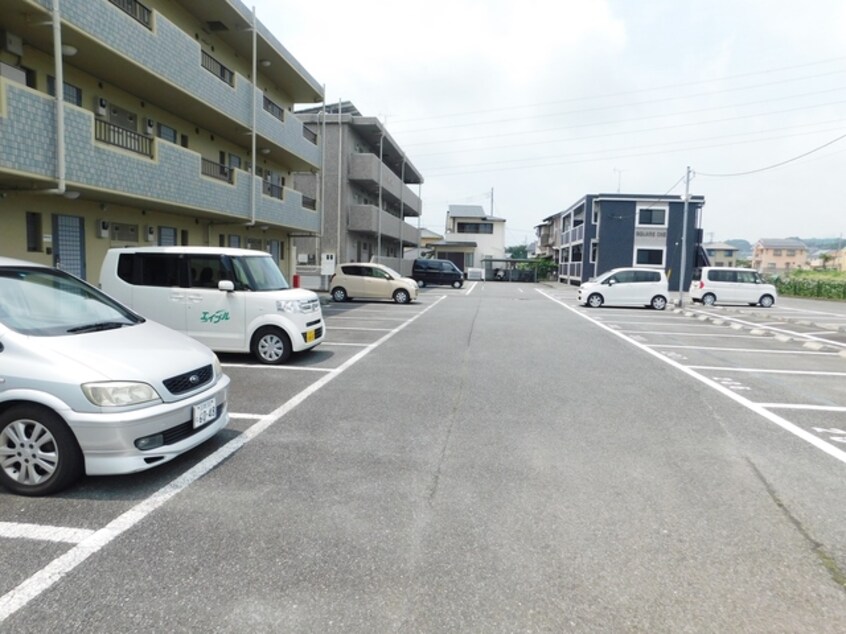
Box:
[348,205,421,244]
[348,153,421,216]
[262,181,284,200]
[201,159,234,184]
[263,95,285,123]
[561,224,585,245]
[201,51,234,86]
[108,0,151,29]
[94,119,153,157]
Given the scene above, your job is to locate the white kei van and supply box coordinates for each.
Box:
[578,267,669,310]
[689,267,777,307]
[100,247,325,364]
[0,257,230,496]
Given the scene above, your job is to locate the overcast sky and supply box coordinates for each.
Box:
[252,0,846,246]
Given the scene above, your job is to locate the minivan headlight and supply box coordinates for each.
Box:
[276,300,303,313]
[212,355,222,379]
[82,381,160,407]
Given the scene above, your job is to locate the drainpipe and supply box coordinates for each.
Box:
[398,157,405,270]
[246,5,257,227]
[41,0,67,197]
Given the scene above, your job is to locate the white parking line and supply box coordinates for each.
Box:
[687,366,846,377]
[687,309,846,349]
[650,345,837,356]
[619,331,767,339]
[319,342,369,347]
[327,316,410,321]
[465,282,478,295]
[228,413,263,420]
[759,403,846,412]
[537,289,846,465]
[220,363,332,372]
[0,522,95,544]
[0,296,448,624]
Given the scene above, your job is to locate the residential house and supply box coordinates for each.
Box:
[426,204,506,271]
[539,193,706,292]
[1,0,324,282]
[751,239,808,274]
[703,242,739,267]
[293,101,423,282]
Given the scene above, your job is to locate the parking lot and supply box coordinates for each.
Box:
[2,282,846,631]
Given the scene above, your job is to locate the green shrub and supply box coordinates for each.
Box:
[771,270,846,300]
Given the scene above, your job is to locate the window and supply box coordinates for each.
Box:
[158,226,177,246]
[637,207,666,226]
[634,270,661,282]
[229,154,242,170]
[46,76,82,106]
[26,212,42,252]
[117,253,181,287]
[590,240,598,263]
[188,256,226,289]
[457,222,493,234]
[635,248,664,266]
[773,249,782,256]
[228,235,241,248]
[157,123,178,144]
[786,249,796,257]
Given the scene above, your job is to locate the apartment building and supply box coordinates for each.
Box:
[292,101,423,282]
[751,238,808,274]
[0,0,323,282]
[536,193,706,292]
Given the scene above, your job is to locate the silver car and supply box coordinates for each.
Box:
[0,257,230,496]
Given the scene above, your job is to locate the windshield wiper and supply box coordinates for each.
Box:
[66,321,130,334]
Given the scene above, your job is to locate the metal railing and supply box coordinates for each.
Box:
[302,196,317,210]
[263,96,285,122]
[302,126,318,145]
[262,181,284,200]
[201,51,234,86]
[109,0,152,29]
[94,119,153,157]
[201,159,233,183]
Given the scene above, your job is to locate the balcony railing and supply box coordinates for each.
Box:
[263,96,285,123]
[109,0,152,29]
[302,196,317,210]
[201,159,233,183]
[559,261,583,279]
[262,181,284,200]
[561,224,585,245]
[302,126,318,145]
[94,119,153,157]
[201,51,234,86]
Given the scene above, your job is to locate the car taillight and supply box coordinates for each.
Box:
[698,281,704,289]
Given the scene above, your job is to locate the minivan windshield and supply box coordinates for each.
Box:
[0,267,141,336]
[229,256,290,291]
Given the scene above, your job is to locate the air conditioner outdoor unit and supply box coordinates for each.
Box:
[145,118,154,135]
[144,225,155,242]
[95,96,107,117]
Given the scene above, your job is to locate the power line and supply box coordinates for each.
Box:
[696,133,846,177]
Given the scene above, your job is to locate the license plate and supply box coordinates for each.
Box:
[306,329,315,343]
[193,398,217,428]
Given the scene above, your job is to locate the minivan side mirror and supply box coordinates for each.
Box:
[218,280,235,292]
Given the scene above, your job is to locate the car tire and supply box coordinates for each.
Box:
[393,289,411,304]
[0,405,83,496]
[452,280,463,289]
[702,293,716,306]
[251,326,292,365]
[587,293,603,308]
[759,294,775,308]
[651,295,668,310]
[331,287,348,302]
[417,279,426,288]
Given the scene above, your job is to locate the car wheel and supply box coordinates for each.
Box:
[251,326,292,365]
[702,293,716,306]
[587,293,603,308]
[393,289,411,304]
[452,280,463,289]
[651,295,668,310]
[759,294,775,308]
[0,405,83,496]
[417,279,426,288]
[331,287,348,302]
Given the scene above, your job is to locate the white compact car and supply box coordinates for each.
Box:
[578,267,669,310]
[0,257,230,496]
[100,247,325,364]
[689,267,777,307]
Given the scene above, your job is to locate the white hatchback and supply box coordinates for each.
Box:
[0,257,230,496]
[578,267,669,310]
[689,267,777,307]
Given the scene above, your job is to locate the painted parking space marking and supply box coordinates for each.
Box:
[0,523,95,545]
[712,377,751,391]
[762,404,846,413]
[228,413,263,421]
[650,345,838,356]
[318,342,369,347]
[537,289,846,468]
[327,326,394,332]
[0,296,448,624]
[687,366,846,377]
[220,363,332,372]
[619,331,767,339]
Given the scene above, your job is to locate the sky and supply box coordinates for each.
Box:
[252,0,846,246]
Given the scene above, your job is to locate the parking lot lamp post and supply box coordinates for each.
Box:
[678,165,692,307]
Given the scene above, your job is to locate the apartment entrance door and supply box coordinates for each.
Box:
[52,214,86,279]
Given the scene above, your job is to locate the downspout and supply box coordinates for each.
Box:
[247,5,257,226]
[398,157,405,269]
[42,0,67,196]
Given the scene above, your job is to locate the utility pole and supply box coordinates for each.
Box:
[678,166,692,307]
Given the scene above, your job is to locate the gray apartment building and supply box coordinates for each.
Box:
[293,101,423,283]
[1,0,322,282]
[536,193,707,292]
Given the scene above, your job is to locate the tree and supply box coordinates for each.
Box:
[506,244,528,259]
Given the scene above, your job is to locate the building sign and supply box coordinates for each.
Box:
[635,229,667,239]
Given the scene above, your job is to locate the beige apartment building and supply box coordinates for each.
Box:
[751,238,808,274]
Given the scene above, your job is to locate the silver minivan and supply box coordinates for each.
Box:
[0,257,230,496]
